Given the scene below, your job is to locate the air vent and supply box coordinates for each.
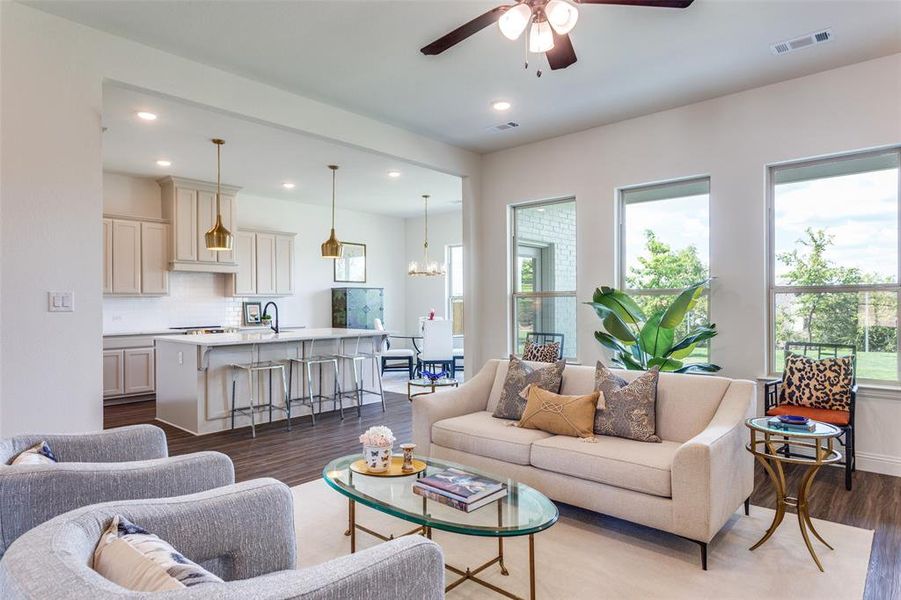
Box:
[771,28,833,55]
[486,121,520,133]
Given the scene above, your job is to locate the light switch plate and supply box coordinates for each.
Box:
[48,291,74,312]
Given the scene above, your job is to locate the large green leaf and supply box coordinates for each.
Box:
[639,313,674,358]
[594,331,628,354]
[669,343,697,360]
[675,363,721,373]
[668,324,717,355]
[648,357,683,371]
[602,311,637,343]
[660,279,709,329]
[615,351,645,370]
[592,287,646,325]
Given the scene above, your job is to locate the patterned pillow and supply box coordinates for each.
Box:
[779,352,853,411]
[9,441,57,466]
[522,341,561,363]
[593,363,661,443]
[492,356,566,420]
[93,515,223,591]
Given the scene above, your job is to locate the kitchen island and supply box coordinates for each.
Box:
[154,328,387,435]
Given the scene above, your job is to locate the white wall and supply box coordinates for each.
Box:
[476,54,901,475]
[403,211,462,335]
[103,172,162,219]
[0,2,479,435]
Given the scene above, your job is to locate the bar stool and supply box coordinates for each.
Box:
[336,335,386,414]
[229,360,290,438]
[287,338,344,421]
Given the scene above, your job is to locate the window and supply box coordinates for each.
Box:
[512,199,577,359]
[620,178,711,364]
[769,149,901,382]
[447,244,464,336]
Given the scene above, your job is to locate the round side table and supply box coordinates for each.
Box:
[407,377,459,401]
[745,416,842,571]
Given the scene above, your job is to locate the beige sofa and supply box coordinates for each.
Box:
[412,359,756,569]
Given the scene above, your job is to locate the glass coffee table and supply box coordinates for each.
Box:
[323,454,558,599]
[407,376,459,401]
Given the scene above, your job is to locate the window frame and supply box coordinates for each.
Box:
[510,197,578,361]
[765,146,901,383]
[446,244,464,336]
[617,177,712,363]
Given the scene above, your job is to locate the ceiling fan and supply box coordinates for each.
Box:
[421,0,694,73]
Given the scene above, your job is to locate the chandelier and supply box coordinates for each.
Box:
[408,194,446,277]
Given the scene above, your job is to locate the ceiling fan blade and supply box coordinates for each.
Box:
[420,6,509,55]
[576,0,694,7]
[547,32,577,70]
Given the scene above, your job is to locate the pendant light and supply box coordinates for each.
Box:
[204,138,233,251]
[408,194,446,277]
[321,164,343,259]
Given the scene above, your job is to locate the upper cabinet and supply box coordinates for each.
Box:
[231,229,296,297]
[103,216,169,296]
[159,177,240,273]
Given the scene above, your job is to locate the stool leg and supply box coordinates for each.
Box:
[336,360,344,420]
[231,371,237,431]
[281,366,291,432]
[352,358,362,418]
[307,362,317,420]
[268,368,273,424]
[248,370,256,439]
[375,356,386,412]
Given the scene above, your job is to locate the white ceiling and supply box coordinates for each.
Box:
[27,0,901,153]
[102,84,462,218]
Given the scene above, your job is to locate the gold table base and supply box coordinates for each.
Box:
[345,498,536,600]
[747,431,842,572]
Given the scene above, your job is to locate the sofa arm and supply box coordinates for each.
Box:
[0,451,234,557]
[670,379,755,543]
[412,360,499,453]
[3,425,168,464]
[184,536,444,600]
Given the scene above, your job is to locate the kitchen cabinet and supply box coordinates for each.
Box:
[124,348,155,395]
[160,177,240,273]
[103,216,169,296]
[103,335,158,402]
[231,229,296,297]
[332,287,384,329]
[102,349,124,397]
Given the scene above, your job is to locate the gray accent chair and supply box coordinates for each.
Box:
[0,424,234,558]
[0,478,446,600]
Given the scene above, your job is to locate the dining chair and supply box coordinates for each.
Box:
[418,319,454,377]
[373,318,415,378]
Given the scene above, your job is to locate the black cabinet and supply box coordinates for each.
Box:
[332,287,384,329]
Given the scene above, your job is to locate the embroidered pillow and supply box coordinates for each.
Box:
[522,341,561,363]
[93,515,223,592]
[518,385,601,438]
[9,441,57,466]
[492,356,566,420]
[779,352,853,411]
[593,363,661,443]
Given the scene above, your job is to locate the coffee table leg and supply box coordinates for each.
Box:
[345,498,356,553]
[529,534,536,600]
[498,501,509,576]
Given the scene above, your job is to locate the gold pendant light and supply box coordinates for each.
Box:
[408,194,446,277]
[204,138,233,251]
[321,164,343,259]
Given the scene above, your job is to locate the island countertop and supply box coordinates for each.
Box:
[154,327,385,347]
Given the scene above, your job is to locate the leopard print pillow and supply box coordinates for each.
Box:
[779,353,853,411]
[522,341,561,363]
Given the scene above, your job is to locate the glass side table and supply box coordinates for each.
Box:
[407,377,459,401]
[745,417,843,571]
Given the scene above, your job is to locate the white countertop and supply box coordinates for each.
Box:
[154,328,386,347]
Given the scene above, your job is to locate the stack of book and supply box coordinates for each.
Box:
[413,467,508,512]
[767,416,816,432]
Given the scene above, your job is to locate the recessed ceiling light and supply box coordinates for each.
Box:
[282,182,296,189]
[137,111,158,121]
[491,101,512,112]
[156,160,171,167]
[387,170,401,178]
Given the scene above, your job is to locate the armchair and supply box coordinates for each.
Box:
[0,424,235,557]
[0,479,445,600]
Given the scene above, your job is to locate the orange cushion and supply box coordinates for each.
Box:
[767,404,850,426]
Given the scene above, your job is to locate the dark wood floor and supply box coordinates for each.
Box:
[106,397,899,599]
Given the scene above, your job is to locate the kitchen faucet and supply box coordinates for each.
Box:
[262,302,279,334]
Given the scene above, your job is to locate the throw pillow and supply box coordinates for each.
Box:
[9,441,57,466]
[518,385,602,439]
[593,363,662,443]
[779,352,853,411]
[492,356,566,420]
[522,341,561,363]
[93,515,223,592]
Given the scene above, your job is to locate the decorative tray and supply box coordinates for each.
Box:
[349,456,427,477]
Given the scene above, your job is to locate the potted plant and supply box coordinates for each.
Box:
[586,279,720,373]
[359,426,396,473]
[260,314,272,327]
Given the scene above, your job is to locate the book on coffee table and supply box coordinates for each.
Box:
[413,484,507,512]
[414,467,506,504]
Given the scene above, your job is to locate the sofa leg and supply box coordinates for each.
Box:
[744,497,750,516]
[698,541,708,570]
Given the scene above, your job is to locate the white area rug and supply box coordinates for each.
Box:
[292,479,872,599]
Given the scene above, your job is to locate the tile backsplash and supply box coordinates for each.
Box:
[103,272,243,333]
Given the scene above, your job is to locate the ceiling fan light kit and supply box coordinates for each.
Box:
[498,3,532,40]
[529,17,555,53]
[545,0,579,35]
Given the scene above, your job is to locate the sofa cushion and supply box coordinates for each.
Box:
[593,364,661,443]
[492,356,565,420]
[432,411,553,465]
[530,435,682,497]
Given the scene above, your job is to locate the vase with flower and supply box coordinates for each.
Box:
[359,426,396,473]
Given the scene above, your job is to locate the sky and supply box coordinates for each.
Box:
[624,194,710,279]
